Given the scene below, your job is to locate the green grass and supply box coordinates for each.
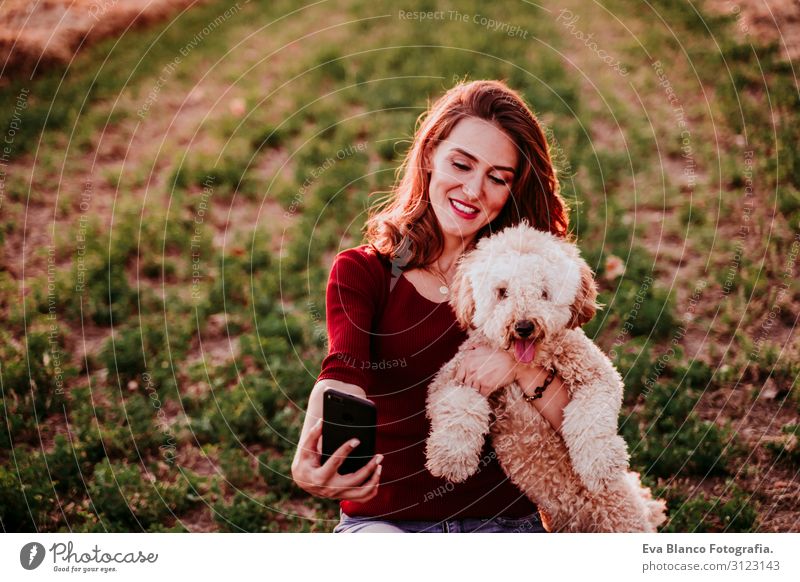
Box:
[1,0,797,532]
[658,481,759,533]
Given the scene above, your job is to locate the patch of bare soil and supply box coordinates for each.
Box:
[0,0,210,80]
[706,0,800,62]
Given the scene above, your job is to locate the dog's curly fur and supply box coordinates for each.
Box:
[424,221,667,532]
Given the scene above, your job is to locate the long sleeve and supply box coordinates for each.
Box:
[314,246,536,520]
[317,247,387,390]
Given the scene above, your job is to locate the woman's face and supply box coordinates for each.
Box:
[425,116,518,249]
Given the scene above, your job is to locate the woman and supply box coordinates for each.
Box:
[291,79,572,533]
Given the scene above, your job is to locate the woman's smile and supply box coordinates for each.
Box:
[449,197,480,219]
[426,116,518,245]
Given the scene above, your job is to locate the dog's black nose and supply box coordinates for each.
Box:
[514,320,535,338]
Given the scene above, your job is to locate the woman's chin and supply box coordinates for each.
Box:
[438,219,483,241]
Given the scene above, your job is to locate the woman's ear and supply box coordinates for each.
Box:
[568,261,599,329]
[449,255,477,331]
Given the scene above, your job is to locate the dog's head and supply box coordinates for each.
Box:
[449,221,599,363]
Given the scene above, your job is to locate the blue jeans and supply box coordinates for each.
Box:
[332,509,547,533]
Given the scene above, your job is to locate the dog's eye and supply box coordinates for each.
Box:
[496,287,508,300]
[541,289,549,300]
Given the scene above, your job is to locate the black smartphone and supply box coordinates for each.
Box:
[321,388,377,474]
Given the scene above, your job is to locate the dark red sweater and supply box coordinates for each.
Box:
[317,244,537,520]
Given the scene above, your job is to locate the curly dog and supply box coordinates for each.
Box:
[425,221,666,532]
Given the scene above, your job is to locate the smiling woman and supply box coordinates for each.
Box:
[291,79,570,533]
[367,79,567,271]
[426,117,517,242]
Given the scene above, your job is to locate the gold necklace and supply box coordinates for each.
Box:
[426,261,453,296]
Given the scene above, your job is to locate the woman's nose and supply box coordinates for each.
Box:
[463,175,483,200]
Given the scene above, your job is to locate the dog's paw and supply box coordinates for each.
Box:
[572,434,629,493]
[425,428,481,483]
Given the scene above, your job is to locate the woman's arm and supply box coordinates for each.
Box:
[291,247,386,500]
[459,346,626,492]
[456,346,570,433]
[514,366,570,433]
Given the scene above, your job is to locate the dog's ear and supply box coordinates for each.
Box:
[567,261,599,328]
[449,255,477,331]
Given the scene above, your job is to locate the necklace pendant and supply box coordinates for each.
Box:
[439,285,449,295]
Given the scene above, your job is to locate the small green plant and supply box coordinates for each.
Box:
[0,447,56,531]
[0,329,73,446]
[217,446,258,489]
[658,482,759,533]
[212,490,279,532]
[747,340,800,397]
[88,458,194,531]
[765,424,800,467]
[258,452,298,498]
[626,380,737,479]
[190,383,267,446]
[250,125,286,151]
[613,339,653,404]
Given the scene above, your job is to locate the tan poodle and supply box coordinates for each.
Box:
[425,221,666,532]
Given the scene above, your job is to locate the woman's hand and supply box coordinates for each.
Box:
[455,346,570,432]
[456,345,526,397]
[291,418,383,502]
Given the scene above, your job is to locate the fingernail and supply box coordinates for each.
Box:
[315,418,322,426]
[377,465,382,474]
[376,454,384,464]
[350,439,360,448]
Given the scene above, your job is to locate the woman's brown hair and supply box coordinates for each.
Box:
[365,79,569,270]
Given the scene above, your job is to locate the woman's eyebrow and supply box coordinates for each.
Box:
[451,147,516,175]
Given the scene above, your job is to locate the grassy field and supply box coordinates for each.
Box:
[0,0,798,532]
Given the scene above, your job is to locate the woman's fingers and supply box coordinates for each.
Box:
[318,437,360,481]
[312,452,382,498]
[346,485,379,504]
[341,463,382,502]
[297,418,324,466]
[337,454,383,488]
[294,418,386,501]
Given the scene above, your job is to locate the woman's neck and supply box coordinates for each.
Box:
[437,233,475,273]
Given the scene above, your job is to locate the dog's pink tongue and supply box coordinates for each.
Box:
[514,339,536,363]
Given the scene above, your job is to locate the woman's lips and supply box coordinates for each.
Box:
[449,198,479,220]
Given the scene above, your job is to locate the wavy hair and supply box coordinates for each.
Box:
[365,79,569,270]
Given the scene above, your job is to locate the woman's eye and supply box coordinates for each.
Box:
[452,161,470,171]
[497,287,508,299]
[489,175,507,186]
